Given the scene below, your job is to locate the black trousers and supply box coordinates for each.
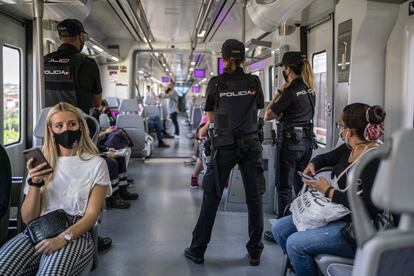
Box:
[276,137,312,218]
[190,139,265,258]
[169,112,179,136]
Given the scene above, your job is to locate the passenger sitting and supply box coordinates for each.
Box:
[147,115,171,148]
[0,102,111,275]
[190,114,209,188]
[271,103,386,276]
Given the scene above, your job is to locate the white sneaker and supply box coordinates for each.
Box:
[174,135,180,139]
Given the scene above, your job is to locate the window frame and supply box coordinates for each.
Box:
[311,50,328,147]
[2,44,22,146]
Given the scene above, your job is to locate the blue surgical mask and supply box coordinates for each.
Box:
[339,128,351,148]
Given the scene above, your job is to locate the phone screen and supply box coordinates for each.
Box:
[23,148,52,170]
[298,171,315,180]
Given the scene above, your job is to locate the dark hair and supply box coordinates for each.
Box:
[101,99,109,107]
[343,103,386,140]
[223,57,244,74]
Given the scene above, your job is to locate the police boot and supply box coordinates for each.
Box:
[119,185,139,200]
[106,190,131,209]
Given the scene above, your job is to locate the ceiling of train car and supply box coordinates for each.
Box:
[140,0,203,43]
[83,1,132,41]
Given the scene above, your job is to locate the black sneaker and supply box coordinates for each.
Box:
[158,142,170,148]
[264,230,277,243]
[106,197,131,209]
[184,248,204,264]
[162,133,175,139]
[249,256,260,266]
[98,236,112,252]
[119,189,139,200]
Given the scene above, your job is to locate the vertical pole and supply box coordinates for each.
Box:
[242,0,247,44]
[32,0,44,110]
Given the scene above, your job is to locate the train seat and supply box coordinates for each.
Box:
[190,105,203,129]
[117,99,153,157]
[104,97,120,109]
[34,107,100,145]
[320,129,414,276]
[314,254,354,276]
[144,104,162,118]
[99,113,111,130]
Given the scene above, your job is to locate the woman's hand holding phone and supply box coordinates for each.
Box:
[27,158,53,185]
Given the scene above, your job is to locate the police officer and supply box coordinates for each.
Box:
[185,39,265,266]
[44,19,102,114]
[265,51,316,219]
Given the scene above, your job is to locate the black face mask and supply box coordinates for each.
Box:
[282,69,289,82]
[53,130,81,149]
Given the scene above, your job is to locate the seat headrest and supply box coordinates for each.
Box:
[33,107,52,139]
[104,97,120,109]
[372,129,414,214]
[119,99,139,113]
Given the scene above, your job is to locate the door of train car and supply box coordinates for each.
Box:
[0,13,27,176]
[307,16,334,153]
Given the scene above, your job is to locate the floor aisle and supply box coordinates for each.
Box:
[91,117,285,276]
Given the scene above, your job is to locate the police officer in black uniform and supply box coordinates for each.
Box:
[44,19,102,114]
[265,51,316,219]
[185,39,265,266]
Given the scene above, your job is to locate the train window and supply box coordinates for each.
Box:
[312,51,327,147]
[3,45,21,145]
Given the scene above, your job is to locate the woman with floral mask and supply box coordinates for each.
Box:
[271,103,386,276]
[0,102,111,275]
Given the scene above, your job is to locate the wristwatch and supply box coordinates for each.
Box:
[60,231,73,243]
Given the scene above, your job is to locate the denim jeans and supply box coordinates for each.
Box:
[271,215,355,276]
[148,115,164,143]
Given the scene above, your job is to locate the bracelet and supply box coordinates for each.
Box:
[324,186,334,198]
[28,178,45,188]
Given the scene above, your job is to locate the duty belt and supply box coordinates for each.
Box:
[283,128,311,139]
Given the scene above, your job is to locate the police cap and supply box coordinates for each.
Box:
[276,51,306,66]
[222,39,245,60]
[57,19,86,37]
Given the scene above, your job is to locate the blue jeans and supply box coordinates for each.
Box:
[148,115,164,143]
[271,215,355,276]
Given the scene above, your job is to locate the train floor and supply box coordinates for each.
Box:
[91,116,285,276]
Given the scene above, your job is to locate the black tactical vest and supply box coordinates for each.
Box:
[44,51,86,108]
[213,74,259,140]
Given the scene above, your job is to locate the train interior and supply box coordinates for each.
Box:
[1,0,414,275]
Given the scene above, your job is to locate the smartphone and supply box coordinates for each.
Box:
[23,148,53,171]
[298,171,315,180]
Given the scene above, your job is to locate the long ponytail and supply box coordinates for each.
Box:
[288,58,316,92]
[301,59,315,92]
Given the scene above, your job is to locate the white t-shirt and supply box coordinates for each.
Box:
[24,154,112,216]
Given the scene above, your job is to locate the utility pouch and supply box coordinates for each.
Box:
[293,127,303,142]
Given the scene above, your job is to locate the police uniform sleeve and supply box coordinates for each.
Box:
[79,58,103,95]
[204,78,218,112]
[269,88,293,114]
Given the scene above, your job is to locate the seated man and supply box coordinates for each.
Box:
[147,115,171,148]
[190,114,209,188]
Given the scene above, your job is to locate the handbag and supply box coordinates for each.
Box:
[341,210,394,250]
[104,128,133,149]
[26,209,72,244]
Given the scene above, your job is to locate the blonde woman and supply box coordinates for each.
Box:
[264,51,317,218]
[0,102,111,275]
